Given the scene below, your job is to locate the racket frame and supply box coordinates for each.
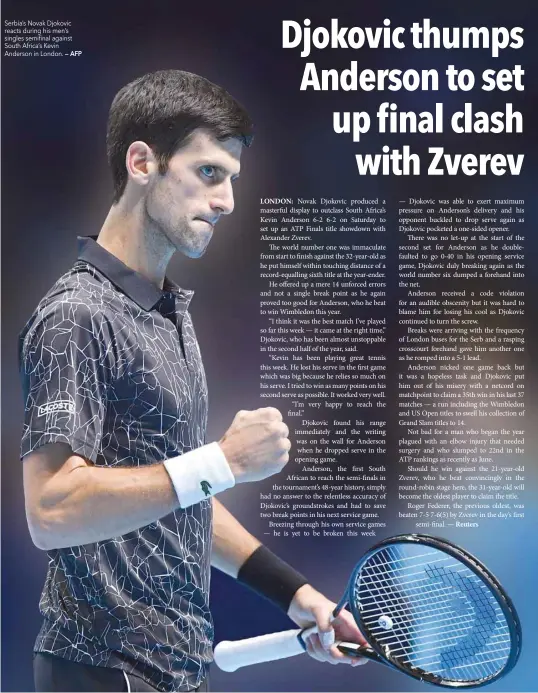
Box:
[334,533,522,688]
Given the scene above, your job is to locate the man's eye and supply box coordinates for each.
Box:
[200,165,216,178]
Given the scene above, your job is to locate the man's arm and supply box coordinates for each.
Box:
[211,497,261,577]
[24,442,179,549]
[211,498,368,666]
[23,408,290,550]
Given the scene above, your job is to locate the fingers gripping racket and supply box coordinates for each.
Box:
[214,534,521,688]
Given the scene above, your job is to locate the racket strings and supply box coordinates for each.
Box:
[359,549,481,628]
[354,545,512,683]
[359,567,499,618]
[362,556,502,654]
[358,544,508,680]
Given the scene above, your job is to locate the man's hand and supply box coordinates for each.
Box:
[219,408,290,483]
[287,584,369,667]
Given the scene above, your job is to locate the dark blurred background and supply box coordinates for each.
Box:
[2,0,537,690]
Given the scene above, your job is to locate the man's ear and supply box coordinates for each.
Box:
[125,141,158,190]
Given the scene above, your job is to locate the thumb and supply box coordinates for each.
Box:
[313,607,335,650]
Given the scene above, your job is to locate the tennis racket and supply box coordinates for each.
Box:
[214,534,521,688]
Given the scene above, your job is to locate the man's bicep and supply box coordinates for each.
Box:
[23,442,89,494]
[19,303,113,464]
[22,442,90,546]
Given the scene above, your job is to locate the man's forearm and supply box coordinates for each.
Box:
[35,457,179,549]
[211,499,309,616]
[211,498,261,577]
[29,406,290,550]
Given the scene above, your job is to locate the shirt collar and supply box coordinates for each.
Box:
[77,235,193,311]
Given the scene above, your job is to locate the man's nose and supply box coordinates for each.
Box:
[209,181,235,215]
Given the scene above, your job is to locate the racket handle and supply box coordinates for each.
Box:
[214,626,316,672]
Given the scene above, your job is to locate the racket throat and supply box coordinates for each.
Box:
[337,642,385,664]
[297,630,385,666]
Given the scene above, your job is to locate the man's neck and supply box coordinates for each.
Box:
[97,200,174,290]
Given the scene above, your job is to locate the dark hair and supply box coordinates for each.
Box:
[106,70,254,202]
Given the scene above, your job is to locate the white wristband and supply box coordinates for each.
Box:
[163,442,235,507]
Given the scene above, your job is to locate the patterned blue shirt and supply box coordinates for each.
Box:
[19,236,212,692]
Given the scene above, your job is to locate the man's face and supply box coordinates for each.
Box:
[144,129,242,258]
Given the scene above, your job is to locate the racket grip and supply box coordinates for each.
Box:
[214,627,315,672]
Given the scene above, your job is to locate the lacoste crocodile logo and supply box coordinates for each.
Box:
[200,480,212,497]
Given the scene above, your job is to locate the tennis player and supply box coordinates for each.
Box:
[19,70,367,692]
